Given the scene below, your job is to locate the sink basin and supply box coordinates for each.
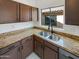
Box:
[48,34,60,41]
[38,32,49,37]
[38,32,60,41]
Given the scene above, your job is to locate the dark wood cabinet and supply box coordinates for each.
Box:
[32,8,39,21]
[44,41,59,59]
[0,0,19,23]
[20,4,32,22]
[0,36,33,59]
[0,47,18,59]
[44,47,58,59]
[0,35,59,59]
[0,41,21,59]
[0,0,39,23]
[33,35,59,59]
[34,40,43,59]
[33,35,44,59]
[65,0,79,25]
[21,36,33,59]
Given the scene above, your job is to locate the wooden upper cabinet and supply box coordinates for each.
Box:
[20,4,32,22]
[0,0,38,23]
[0,0,19,23]
[32,8,39,21]
[65,0,79,25]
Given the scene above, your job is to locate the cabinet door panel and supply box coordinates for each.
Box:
[0,0,18,23]
[44,47,58,59]
[32,8,39,21]
[44,41,58,52]
[33,35,44,59]
[20,4,32,22]
[22,37,33,59]
[34,40,43,59]
[65,0,79,25]
[0,47,18,59]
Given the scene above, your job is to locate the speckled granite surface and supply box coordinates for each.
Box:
[35,32,79,57]
[0,28,42,48]
[0,28,79,57]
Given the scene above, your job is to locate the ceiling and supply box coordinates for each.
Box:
[13,0,65,8]
[36,0,65,8]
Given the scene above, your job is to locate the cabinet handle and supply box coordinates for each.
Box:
[18,47,21,52]
[21,45,23,50]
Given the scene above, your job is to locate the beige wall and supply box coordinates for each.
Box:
[13,0,37,7]
[0,22,34,34]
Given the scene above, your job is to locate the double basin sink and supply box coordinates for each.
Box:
[38,31,60,41]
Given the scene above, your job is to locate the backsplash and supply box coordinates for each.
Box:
[0,21,34,34]
[34,24,79,36]
[63,25,79,36]
[0,21,79,37]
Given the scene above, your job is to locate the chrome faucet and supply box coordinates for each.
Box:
[48,19,53,33]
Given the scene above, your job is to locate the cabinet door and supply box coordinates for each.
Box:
[0,47,19,59]
[65,0,79,25]
[0,0,19,23]
[20,4,32,22]
[32,8,39,21]
[22,36,33,59]
[34,40,43,59]
[33,35,44,59]
[44,47,58,59]
[17,47,22,59]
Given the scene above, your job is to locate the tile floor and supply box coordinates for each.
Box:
[26,52,40,59]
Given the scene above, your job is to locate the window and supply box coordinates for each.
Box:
[57,15,64,24]
[41,6,64,28]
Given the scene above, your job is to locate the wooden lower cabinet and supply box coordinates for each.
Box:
[33,35,59,59]
[34,40,43,59]
[0,36,33,59]
[21,36,33,59]
[0,47,18,59]
[0,35,59,59]
[0,43,21,59]
[33,35,44,59]
[44,47,58,59]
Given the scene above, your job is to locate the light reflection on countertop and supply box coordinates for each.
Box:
[55,39,64,46]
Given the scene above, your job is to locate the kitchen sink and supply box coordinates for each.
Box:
[38,31,50,37]
[48,34,60,41]
[38,32,60,41]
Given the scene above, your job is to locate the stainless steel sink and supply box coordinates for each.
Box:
[48,34,60,41]
[38,32,60,41]
[38,32,49,37]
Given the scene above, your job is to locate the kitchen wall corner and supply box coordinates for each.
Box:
[0,21,34,34]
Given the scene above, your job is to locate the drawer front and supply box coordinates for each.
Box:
[22,36,32,44]
[44,41,58,52]
[33,35,44,44]
[0,41,20,55]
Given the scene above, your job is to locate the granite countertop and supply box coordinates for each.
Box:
[0,28,42,48]
[0,28,79,57]
[35,32,79,57]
